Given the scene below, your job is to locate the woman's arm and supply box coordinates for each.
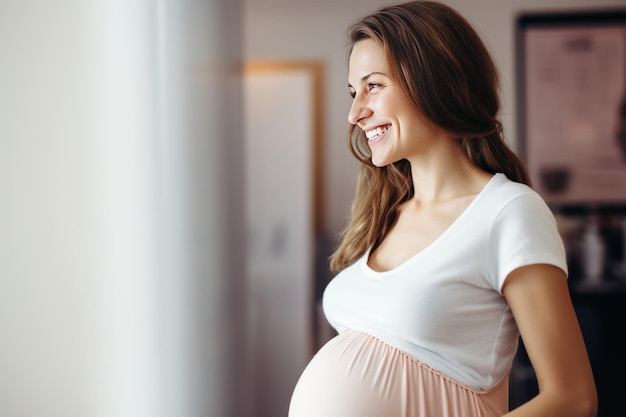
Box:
[502,264,597,417]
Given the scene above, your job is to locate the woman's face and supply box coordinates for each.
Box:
[348,39,442,167]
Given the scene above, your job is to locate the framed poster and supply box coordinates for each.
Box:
[516,9,626,205]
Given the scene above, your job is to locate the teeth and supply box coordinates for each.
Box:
[365,125,389,140]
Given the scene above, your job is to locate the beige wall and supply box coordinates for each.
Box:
[244,0,626,236]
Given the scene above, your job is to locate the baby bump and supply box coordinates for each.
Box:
[288,330,507,417]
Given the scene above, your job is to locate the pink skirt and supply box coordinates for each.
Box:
[289,330,508,417]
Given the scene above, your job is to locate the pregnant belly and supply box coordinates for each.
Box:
[288,330,507,417]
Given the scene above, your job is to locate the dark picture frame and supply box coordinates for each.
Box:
[516,8,626,206]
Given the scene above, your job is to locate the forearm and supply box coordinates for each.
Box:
[503,387,597,417]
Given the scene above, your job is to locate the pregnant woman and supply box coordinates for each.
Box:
[288,2,597,416]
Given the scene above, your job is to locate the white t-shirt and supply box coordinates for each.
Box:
[323,173,567,391]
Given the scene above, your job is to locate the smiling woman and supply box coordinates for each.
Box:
[288,2,597,417]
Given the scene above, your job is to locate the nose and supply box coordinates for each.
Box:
[348,93,372,125]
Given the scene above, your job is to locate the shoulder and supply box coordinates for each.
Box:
[483,175,567,289]
[486,173,534,200]
[478,174,560,245]
[481,173,549,216]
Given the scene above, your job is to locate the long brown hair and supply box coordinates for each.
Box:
[329,1,530,273]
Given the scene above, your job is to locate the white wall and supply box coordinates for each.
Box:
[0,1,248,417]
[244,0,626,237]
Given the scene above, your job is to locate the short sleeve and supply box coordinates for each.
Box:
[487,191,567,292]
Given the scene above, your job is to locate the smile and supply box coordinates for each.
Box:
[365,125,390,141]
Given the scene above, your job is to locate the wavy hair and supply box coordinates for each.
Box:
[329,1,530,273]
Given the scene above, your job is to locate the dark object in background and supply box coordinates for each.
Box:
[540,167,570,194]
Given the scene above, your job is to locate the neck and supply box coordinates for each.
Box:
[407,139,491,205]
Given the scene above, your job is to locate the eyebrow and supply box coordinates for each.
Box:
[348,71,387,88]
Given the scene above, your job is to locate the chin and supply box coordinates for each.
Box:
[370,153,399,168]
[370,158,389,168]
[369,152,385,167]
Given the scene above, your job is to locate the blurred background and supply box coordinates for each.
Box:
[1,0,625,417]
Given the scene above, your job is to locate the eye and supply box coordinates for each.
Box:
[348,82,383,99]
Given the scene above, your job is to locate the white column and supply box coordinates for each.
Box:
[0,1,94,415]
[0,0,246,416]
